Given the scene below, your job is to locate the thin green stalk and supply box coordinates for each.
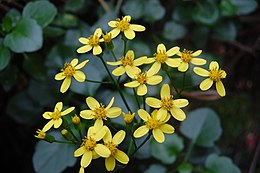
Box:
[179,71,186,94]
[54,139,75,144]
[130,132,151,157]
[183,139,195,163]
[143,95,146,110]
[165,70,179,94]
[110,49,118,61]
[86,79,112,84]
[133,88,141,109]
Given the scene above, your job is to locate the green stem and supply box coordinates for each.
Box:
[183,139,195,163]
[165,70,179,94]
[86,79,112,84]
[179,72,186,95]
[143,95,146,110]
[54,139,75,144]
[110,49,118,61]
[133,88,141,109]
[130,132,151,157]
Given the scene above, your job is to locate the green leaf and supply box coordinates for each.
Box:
[5,9,21,29]
[22,0,57,28]
[220,0,237,16]
[144,164,167,173]
[122,0,144,20]
[163,21,187,41]
[231,0,258,15]
[205,154,241,173]
[180,107,222,147]
[0,64,18,91]
[64,0,85,12]
[177,163,193,173]
[191,26,210,48]
[193,1,219,25]
[54,13,79,28]
[150,134,184,164]
[4,19,43,53]
[213,20,237,42]
[172,5,194,24]
[32,131,77,173]
[2,16,13,32]
[143,0,165,22]
[0,45,11,71]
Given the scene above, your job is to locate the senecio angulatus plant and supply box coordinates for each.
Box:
[35,15,227,173]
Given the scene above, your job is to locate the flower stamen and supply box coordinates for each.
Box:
[62,63,76,77]
[154,50,168,63]
[116,17,130,31]
[181,49,193,63]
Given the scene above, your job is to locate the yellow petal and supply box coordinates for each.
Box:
[157,43,166,52]
[61,107,75,115]
[80,110,94,119]
[106,97,114,110]
[124,81,140,88]
[42,120,54,132]
[112,66,125,76]
[145,58,155,64]
[165,58,181,67]
[200,78,213,91]
[173,99,189,108]
[86,97,100,110]
[71,58,78,66]
[157,108,168,121]
[94,28,102,37]
[94,144,111,158]
[81,150,92,168]
[94,126,108,141]
[79,167,84,173]
[109,28,120,38]
[103,128,112,143]
[192,50,202,56]
[134,125,149,138]
[216,81,226,97]
[178,62,189,72]
[43,112,52,119]
[137,84,147,96]
[54,118,62,128]
[75,59,89,70]
[77,45,92,54]
[190,58,206,65]
[107,107,122,118]
[146,76,162,85]
[105,157,116,171]
[149,62,161,74]
[152,128,165,143]
[160,84,170,98]
[93,46,102,55]
[170,107,186,121]
[114,149,129,164]
[166,46,180,56]
[220,70,227,78]
[74,146,86,157]
[209,61,219,70]
[79,37,89,44]
[112,130,126,145]
[137,109,150,121]
[125,50,134,58]
[146,97,161,108]
[55,72,66,80]
[54,102,63,111]
[93,119,104,132]
[160,124,175,134]
[124,29,135,40]
[108,21,117,27]
[124,15,131,21]
[129,24,145,31]
[193,67,209,77]
[74,71,86,82]
[133,56,147,66]
[107,61,122,66]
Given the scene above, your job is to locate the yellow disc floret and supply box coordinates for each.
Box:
[83,137,97,151]
[146,118,161,130]
[62,63,76,77]
[136,72,147,85]
[116,17,130,31]
[93,105,107,120]
[181,49,193,63]
[161,96,174,110]
[154,50,168,63]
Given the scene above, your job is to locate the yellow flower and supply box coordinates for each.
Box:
[101,31,113,43]
[107,50,147,77]
[146,43,181,74]
[108,15,145,40]
[72,114,81,125]
[35,129,46,139]
[124,67,163,96]
[133,109,175,143]
[103,129,129,171]
[55,58,89,93]
[77,28,104,55]
[122,111,135,124]
[42,102,75,132]
[176,49,206,72]
[193,61,227,97]
[146,84,189,121]
[80,97,122,126]
[74,123,111,172]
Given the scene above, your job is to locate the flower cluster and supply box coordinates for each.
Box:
[35,15,227,173]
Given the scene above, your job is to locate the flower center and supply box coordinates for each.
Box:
[88,34,100,47]
[52,110,61,120]
[136,72,147,85]
[161,96,174,110]
[210,68,224,82]
[123,112,135,124]
[121,55,134,67]
[84,137,97,151]
[62,63,75,77]
[181,49,193,63]
[93,105,107,120]
[146,118,161,130]
[154,50,168,63]
[102,32,112,43]
[105,141,117,156]
[116,18,130,31]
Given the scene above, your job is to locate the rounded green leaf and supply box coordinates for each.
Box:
[180,107,222,147]
[143,0,165,22]
[177,163,193,173]
[163,21,187,41]
[172,5,194,24]
[144,164,167,173]
[220,0,237,16]
[4,19,43,53]
[231,0,258,15]
[22,0,57,28]
[150,134,184,164]
[213,20,237,42]
[205,154,241,173]
[0,45,11,71]
[122,0,144,20]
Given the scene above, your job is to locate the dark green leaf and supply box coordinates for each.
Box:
[144,164,167,173]
[213,20,237,42]
[2,16,13,32]
[22,0,57,28]
[177,163,193,173]
[64,0,85,12]
[172,5,194,24]
[54,13,79,28]
[6,9,21,29]
[143,0,165,22]
[220,0,237,16]
[122,0,144,20]
[205,154,241,173]
[43,26,66,37]
[0,64,18,91]
[231,0,258,15]
[0,45,11,71]
[180,107,222,147]
[191,26,210,48]
[4,19,43,53]
[163,21,187,41]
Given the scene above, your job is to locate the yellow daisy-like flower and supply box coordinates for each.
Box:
[108,15,145,40]
[176,49,206,72]
[193,61,227,97]
[74,123,111,173]
[146,84,189,121]
[122,111,135,124]
[103,129,129,171]
[42,102,75,132]
[146,43,181,74]
[55,58,89,93]
[124,67,163,96]
[133,109,175,143]
[77,28,104,55]
[80,97,122,126]
[107,50,147,77]
[35,129,46,139]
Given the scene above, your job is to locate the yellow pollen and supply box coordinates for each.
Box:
[52,110,61,120]
[102,32,112,43]
[146,118,161,130]
[62,63,75,77]
[136,72,147,85]
[161,96,174,110]
[83,137,97,151]
[121,55,134,67]
[123,112,135,124]
[154,50,168,63]
[210,68,224,82]
[88,34,100,47]
[93,105,107,120]
[116,18,130,31]
[105,142,117,156]
[181,49,193,63]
